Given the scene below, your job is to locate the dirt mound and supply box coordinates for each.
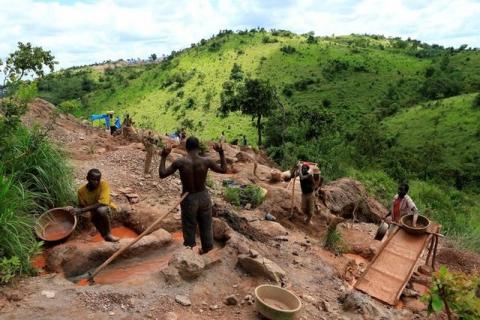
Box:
[437,247,480,274]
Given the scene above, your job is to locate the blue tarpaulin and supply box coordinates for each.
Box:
[89,114,109,129]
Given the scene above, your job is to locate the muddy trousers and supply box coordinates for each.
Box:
[180,190,213,253]
[301,192,315,223]
[91,206,113,238]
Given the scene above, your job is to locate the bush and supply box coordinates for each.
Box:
[262,36,278,44]
[0,256,22,284]
[473,93,480,108]
[224,185,265,207]
[280,45,296,54]
[422,266,480,319]
[58,99,81,113]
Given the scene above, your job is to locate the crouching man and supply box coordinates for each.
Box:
[67,168,119,242]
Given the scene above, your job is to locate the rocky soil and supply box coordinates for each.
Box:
[1,99,479,320]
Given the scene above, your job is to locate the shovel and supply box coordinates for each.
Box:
[70,192,189,284]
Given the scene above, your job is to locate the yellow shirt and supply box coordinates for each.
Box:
[77,180,117,210]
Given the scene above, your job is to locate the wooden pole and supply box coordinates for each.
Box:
[88,192,189,282]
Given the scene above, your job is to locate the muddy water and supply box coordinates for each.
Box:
[43,222,73,241]
[77,231,184,286]
[262,298,291,311]
[89,226,138,242]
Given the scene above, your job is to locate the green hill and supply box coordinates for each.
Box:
[384,93,480,188]
[36,29,480,250]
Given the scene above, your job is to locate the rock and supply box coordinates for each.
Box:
[351,243,376,260]
[209,304,220,310]
[249,249,259,258]
[301,294,316,304]
[237,254,286,283]
[274,235,289,242]
[47,228,172,277]
[249,220,288,238]
[164,312,177,320]
[3,289,24,302]
[175,295,191,306]
[160,266,182,285]
[40,290,56,299]
[292,251,299,256]
[318,178,386,222]
[224,295,239,306]
[212,218,232,242]
[320,300,331,313]
[404,297,427,313]
[244,295,255,305]
[402,288,420,298]
[418,265,433,276]
[245,203,252,210]
[341,291,382,317]
[226,233,250,254]
[108,311,115,316]
[169,248,205,280]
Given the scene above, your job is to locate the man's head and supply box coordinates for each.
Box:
[398,182,409,197]
[186,136,200,152]
[86,168,101,190]
[301,163,309,175]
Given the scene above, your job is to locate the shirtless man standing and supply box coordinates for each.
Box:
[159,137,227,254]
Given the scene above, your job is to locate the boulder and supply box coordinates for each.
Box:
[175,295,191,306]
[160,265,182,285]
[169,248,205,280]
[350,243,377,260]
[248,220,288,238]
[47,228,171,277]
[212,218,233,242]
[318,178,386,222]
[237,252,286,283]
[340,291,382,318]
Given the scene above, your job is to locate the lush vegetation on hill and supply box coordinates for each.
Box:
[36,29,480,250]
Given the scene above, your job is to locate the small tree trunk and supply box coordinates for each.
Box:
[257,114,262,145]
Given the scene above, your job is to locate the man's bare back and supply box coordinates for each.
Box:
[159,139,227,193]
[158,137,227,253]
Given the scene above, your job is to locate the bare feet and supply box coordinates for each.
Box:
[104,234,120,242]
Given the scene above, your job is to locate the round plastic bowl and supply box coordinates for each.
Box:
[255,284,302,320]
[35,208,77,241]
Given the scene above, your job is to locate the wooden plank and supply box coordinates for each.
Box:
[355,226,435,305]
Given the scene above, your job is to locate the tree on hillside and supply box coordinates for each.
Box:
[220,78,277,145]
[2,42,57,85]
[150,53,157,61]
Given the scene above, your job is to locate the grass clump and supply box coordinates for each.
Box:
[0,169,41,280]
[323,226,347,254]
[224,184,265,207]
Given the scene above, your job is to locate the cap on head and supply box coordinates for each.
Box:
[186,136,200,151]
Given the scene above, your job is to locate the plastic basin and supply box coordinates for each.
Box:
[35,208,77,241]
[255,284,302,320]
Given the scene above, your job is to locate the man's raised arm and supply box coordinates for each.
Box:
[209,143,227,173]
[159,146,178,178]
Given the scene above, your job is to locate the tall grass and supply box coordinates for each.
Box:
[2,126,75,211]
[0,124,75,280]
[0,167,40,276]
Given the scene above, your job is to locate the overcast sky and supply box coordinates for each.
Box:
[1,0,479,70]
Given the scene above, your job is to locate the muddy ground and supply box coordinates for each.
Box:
[1,99,479,320]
